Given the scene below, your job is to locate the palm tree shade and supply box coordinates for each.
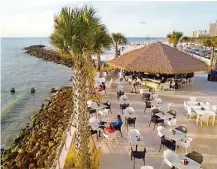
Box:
[167,31,183,48]
[111,33,127,57]
[50,6,102,169]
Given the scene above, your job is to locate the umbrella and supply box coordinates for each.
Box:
[108,42,208,74]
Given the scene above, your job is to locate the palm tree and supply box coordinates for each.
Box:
[111,33,127,57]
[93,25,112,71]
[209,38,217,69]
[167,31,183,48]
[50,6,102,169]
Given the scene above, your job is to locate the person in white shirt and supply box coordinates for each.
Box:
[118,70,123,82]
[131,78,137,93]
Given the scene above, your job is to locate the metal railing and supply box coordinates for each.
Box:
[50,112,76,169]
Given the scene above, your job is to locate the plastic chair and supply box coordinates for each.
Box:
[128,129,141,145]
[160,149,178,169]
[142,93,151,102]
[126,117,136,131]
[149,110,164,130]
[186,105,194,120]
[144,101,153,113]
[159,136,176,152]
[186,151,203,164]
[175,126,188,135]
[166,110,177,118]
[154,125,164,143]
[198,114,210,126]
[131,147,146,169]
[212,105,217,113]
[206,101,210,107]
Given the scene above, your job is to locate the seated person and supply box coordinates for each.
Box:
[103,123,115,134]
[98,85,103,92]
[101,82,106,90]
[111,115,123,130]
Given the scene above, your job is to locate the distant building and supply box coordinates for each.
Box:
[209,21,217,37]
[192,30,207,37]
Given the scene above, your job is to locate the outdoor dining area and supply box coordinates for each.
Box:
[87,42,217,169]
[87,81,216,169]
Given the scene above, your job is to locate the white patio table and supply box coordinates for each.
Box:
[161,128,186,151]
[156,112,174,120]
[186,101,216,126]
[172,154,201,169]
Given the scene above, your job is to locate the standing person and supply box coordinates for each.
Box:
[118,70,123,82]
[131,78,137,93]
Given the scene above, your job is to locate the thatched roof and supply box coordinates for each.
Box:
[108,42,208,74]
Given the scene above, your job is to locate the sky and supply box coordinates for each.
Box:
[1,0,217,37]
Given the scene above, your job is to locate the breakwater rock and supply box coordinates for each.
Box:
[1,87,73,169]
[24,45,73,68]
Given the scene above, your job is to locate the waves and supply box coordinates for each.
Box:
[1,93,30,121]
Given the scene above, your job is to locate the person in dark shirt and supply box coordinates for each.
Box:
[112,115,123,130]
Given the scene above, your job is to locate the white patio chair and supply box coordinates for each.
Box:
[117,85,124,92]
[154,126,164,143]
[141,166,154,169]
[160,149,178,169]
[189,96,196,102]
[176,137,193,154]
[212,105,217,113]
[128,129,141,144]
[205,101,210,107]
[119,95,128,102]
[186,105,195,120]
[164,118,177,127]
[125,107,136,118]
[161,81,170,91]
[198,114,211,126]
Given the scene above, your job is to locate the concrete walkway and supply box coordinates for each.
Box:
[98,72,217,169]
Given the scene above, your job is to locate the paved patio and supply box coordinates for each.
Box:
[98,72,217,169]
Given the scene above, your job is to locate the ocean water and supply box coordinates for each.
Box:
[1,37,72,147]
[1,37,162,147]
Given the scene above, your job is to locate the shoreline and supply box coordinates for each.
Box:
[24,45,73,68]
[1,87,73,169]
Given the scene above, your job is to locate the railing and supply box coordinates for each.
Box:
[50,113,76,169]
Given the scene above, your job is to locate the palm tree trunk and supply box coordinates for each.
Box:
[97,53,101,71]
[210,47,215,69]
[115,44,118,58]
[210,47,217,69]
[72,56,91,169]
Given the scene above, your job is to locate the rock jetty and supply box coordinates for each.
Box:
[24,45,73,68]
[1,87,73,169]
